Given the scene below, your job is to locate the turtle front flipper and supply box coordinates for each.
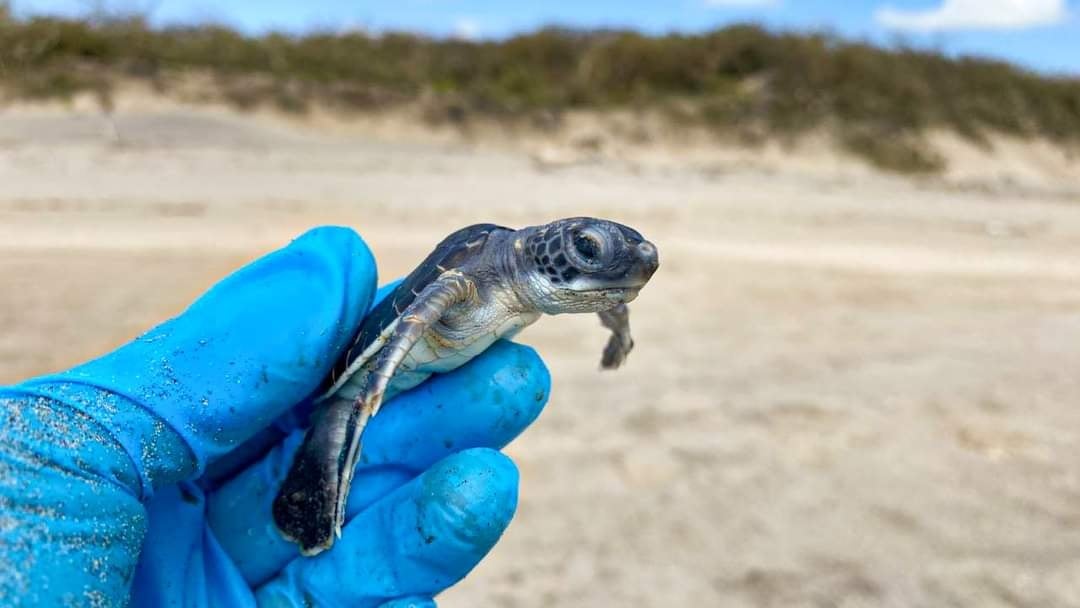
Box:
[598,304,634,369]
[273,271,478,555]
[273,394,370,555]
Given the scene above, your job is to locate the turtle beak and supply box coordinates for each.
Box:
[630,240,659,284]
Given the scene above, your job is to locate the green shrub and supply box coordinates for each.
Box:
[1,17,1078,172]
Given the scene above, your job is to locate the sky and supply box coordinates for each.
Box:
[10,0,1080,75]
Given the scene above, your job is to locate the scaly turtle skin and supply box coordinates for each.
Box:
[273,217,659,555]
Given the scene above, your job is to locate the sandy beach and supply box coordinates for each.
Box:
[3,103,1080,607]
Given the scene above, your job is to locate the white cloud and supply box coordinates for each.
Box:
[876,0,1067,32]
[452,17,481,40]
[704,0,779,7]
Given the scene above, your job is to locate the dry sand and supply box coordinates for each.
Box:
[3,104,1080,607]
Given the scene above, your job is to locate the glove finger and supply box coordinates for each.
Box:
[204,280,405,486]
[130,482,257,608]
[207,341,549,586]
[254,449,516,608]
[265,279,404,438]
[377,597,436,608]
[17,226,377,493]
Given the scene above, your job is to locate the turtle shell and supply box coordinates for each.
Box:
[320,223,511,395]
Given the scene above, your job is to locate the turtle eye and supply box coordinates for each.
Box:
[573,232,601,262]
[567,227,609,271]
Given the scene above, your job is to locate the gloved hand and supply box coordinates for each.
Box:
[0,227,550,607]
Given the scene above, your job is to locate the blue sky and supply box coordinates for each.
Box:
[11,0,1080,75]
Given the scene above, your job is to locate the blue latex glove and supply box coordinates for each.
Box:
[0,227,550,607]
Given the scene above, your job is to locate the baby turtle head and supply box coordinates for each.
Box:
[516,217,659,314]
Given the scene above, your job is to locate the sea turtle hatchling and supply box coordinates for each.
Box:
[273,217,660,554]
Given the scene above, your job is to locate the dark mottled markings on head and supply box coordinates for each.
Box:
[529,227,603,286]
[527,234,543,257]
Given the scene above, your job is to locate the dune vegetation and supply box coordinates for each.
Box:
[2,7,1079,172]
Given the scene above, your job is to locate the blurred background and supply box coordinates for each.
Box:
[3,1,1080,606]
